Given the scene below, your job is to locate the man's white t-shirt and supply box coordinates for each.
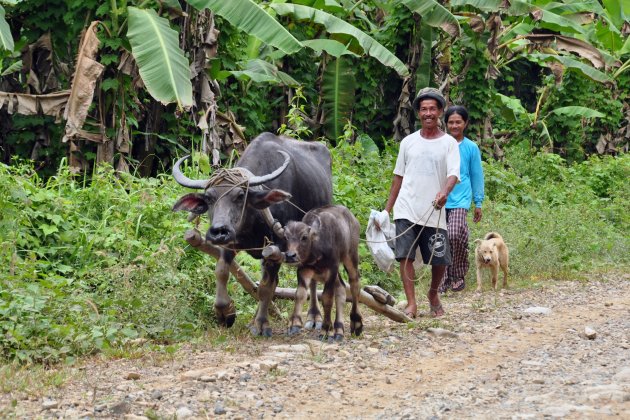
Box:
[393,131,460,230]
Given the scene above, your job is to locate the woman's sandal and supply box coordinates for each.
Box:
[450,278,465,292]
[430,303,445,318]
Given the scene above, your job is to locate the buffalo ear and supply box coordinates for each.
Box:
[172,193,209,214]
[248,189,292,209]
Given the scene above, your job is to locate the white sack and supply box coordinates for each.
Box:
[366,209,396,272]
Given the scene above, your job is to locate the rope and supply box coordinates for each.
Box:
[362,202,436,244]
[206,167,251,190]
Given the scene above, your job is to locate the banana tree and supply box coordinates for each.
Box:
[494,90,605,151]
[446,0,628,155]
[389,0,460,139]
[2,0,411,172]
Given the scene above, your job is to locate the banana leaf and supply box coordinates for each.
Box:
[270,3,409,77]
[292,0,344,14]
[536,9,586,35]
[229,59,300,86]
[493,93,529,122]
[302,39,359,58]
[602,0,626,28]
[127,7,192,108]
[0,5,14,52]
[415,25,433,91]
[530,53,612,83]
[188,0,303,55]
[397,0,460,38]
[549,106,605,119]
[450,0,502,13]
[1,59,21,76]
[322,56,355,140]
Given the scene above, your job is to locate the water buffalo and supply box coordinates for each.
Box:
[283,205,363,341]
[172,132,332,336]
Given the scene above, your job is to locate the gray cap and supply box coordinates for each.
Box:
[412,87,446,111]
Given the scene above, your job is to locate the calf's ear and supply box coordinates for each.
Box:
[248,189,292,209]
[173,193,210,214]
[308,216,321,240]
[310,215,321,231]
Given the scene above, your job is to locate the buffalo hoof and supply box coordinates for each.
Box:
[304,320,323,331]
[350,313,363,336]
[224,313,236,328]
[217,313,236,328]
[288,325,302,336]
[333,334,344,342]
[249,324,261,336]
[249,324,272,337]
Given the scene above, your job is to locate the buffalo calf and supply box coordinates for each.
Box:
[284,205,363,341]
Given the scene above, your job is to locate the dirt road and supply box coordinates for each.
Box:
[2,272,629,419]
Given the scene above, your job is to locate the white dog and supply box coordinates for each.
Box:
[474,232,509,292]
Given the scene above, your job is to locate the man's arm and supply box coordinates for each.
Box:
[434,175,458,208]
[384,175,403,213]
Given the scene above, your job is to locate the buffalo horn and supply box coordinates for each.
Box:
[172,155,210,190]
[248,151,291,186]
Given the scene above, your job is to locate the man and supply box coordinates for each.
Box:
[440,105,485,293]
[379,87,460,318]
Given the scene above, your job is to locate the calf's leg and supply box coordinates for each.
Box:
[333,276,346,341]
[304,279,323,331]
[319,268,336,339]
[288,268,314,335]
[344,254,363,336]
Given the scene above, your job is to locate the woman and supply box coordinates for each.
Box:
[440,106,485,293]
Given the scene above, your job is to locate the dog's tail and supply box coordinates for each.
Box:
[484,232,503,241]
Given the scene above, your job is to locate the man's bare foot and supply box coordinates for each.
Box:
[403,305,417,319]
[427,291,445,317]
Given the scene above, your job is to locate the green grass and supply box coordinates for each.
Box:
[0,147,627,365]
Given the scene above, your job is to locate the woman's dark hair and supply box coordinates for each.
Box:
[445,105,469,123]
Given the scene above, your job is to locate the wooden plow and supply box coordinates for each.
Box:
[184,229,413,323]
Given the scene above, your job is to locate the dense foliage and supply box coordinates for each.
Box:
[1,146,627,363]
[1,0,628,174]
[0,0,628,366]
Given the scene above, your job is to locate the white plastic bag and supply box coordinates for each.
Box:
[366,209,396,272]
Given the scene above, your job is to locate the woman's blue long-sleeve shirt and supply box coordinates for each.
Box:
[445,137,485,209]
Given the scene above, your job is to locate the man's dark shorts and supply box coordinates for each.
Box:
[395,219,452,265]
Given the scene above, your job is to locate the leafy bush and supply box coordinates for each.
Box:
[0,161,214,363]
[0,147,628,364]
